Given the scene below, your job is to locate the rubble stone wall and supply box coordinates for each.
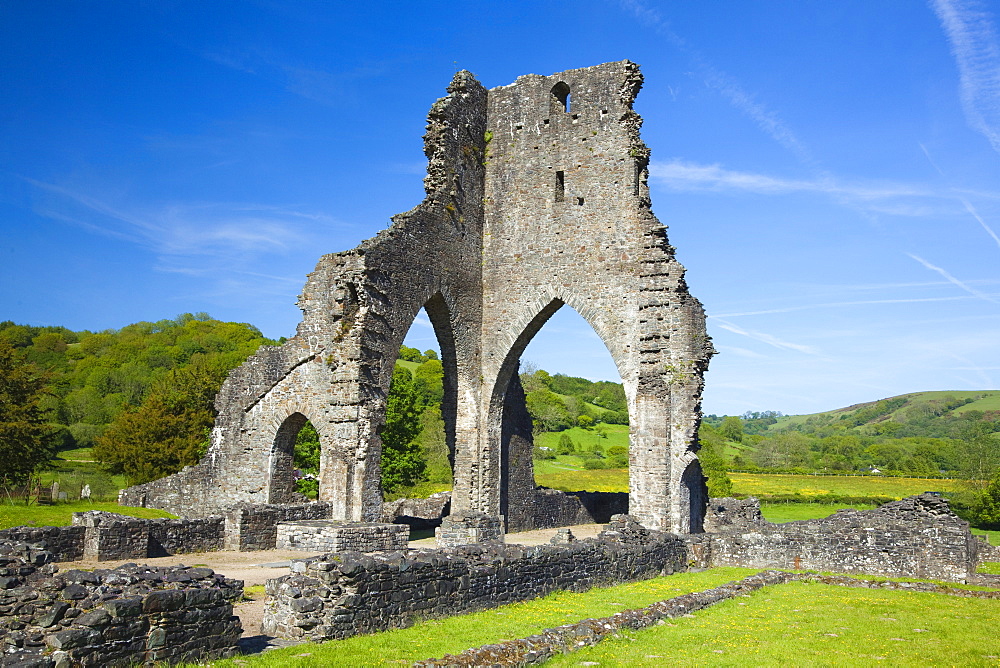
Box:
[0,526,85,562]
[0,544,242,667]
[531,489,629,529]
[701,494,981,582]
[262,517,688,642]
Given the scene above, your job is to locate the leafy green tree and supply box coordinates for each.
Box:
[525,388,571,432]
[293,420,320,498]
[718,415,744,443]
[93,359,229,484]
[380,366,426,493]
[415,405,450,484]
[0,342,56,486]
[605,445,628,468]
[557,432,575,455]
[413,359,444,406]
[398,346,426,363]
[697,422,734,497]
[970,470,1000,529]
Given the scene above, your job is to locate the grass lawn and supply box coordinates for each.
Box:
[545,578,1000,667]
[191,568,760,667]
[731,472,962,499]
[189,568,1000,667]
[0,501,175,530]
[759,502,877,523]
[972,528,1000,546]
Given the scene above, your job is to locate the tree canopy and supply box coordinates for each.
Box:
[0,342,56,486]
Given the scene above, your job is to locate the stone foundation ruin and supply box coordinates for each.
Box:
[119,60,715,535]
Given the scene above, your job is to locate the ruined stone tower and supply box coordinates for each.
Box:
[121,61,714,534]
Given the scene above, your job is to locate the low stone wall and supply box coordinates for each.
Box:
[262,515,688,642]
[0,526,85,562]
[531,489,629,529]
[381,492,451,530]
[224,502,332,552]
[435,512,504,546]
[147,517,226,556]
[276,521,408,552]
[0,545,242,667]
[701,494,981,582]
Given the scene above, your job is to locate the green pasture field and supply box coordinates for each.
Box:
[546,578,1000,667]
[730,472,962,499]
[534,424,630,452]
[0,501,175,530]
[189,568,1000,667]
[534,467,628,493]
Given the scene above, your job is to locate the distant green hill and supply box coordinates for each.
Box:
[770,390,1000,440]
[702,390,1000,478]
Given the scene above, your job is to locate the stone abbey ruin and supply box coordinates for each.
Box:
[1,63,996,666]
[120,59,715,535]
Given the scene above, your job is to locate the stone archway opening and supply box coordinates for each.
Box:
[487,298,633,531]
[520,306,630,497]
[381,294,460,503]
[268,412,310,504]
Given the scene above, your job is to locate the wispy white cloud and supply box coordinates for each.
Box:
[716,345,767,359]
[650,160,933,201]
[712,318,820,355]
[203,47,393,107]
[907,253,1000,304]
[930,0,1000,154]
[26,178,345,284]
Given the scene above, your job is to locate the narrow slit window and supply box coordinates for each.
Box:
[550,82,571,114]
[576,197,584,206]
[555,171,565,202]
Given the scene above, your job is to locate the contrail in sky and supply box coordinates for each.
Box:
[959,197,1000,250]
[907,253,1000,304]
[930,0,1000,154]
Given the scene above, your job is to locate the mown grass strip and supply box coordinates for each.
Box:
[544,578,1000,666]
[193,568,760,667]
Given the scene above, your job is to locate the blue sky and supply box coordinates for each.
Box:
[2,1,999,416]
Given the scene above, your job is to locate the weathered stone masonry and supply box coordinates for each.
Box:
[696,494,984,582]
[121,61,715,535]
[0,542,242,667]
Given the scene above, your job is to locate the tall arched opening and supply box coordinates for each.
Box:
[486,297,632,531]
[377,292,465,515]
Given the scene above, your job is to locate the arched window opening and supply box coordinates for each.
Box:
[550,81,571,114]
[269,412,320,503]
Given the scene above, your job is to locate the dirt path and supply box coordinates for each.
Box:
[56,523,606,640]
